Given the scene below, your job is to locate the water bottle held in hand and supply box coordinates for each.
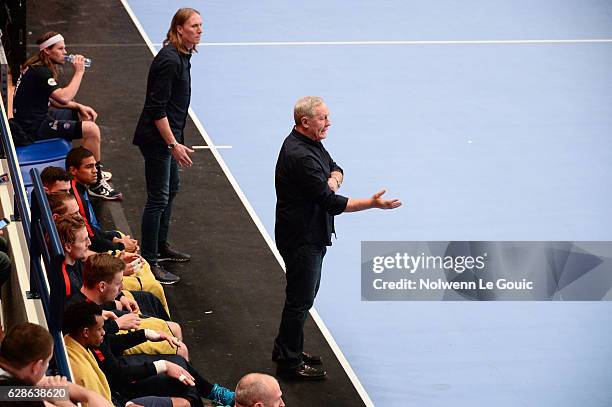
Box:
[65,54,92,68]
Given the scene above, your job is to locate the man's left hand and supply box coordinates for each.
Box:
[371,189,402,209]
[119,295,140,314]
[114,235,139,253]
[38,375,68,388]
[154,331,182,348]
[102,310,118,320]
[77,104,98,121]
[327,177,339,192]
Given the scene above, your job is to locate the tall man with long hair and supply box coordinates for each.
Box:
[133,8,201,283]
[11,31,120,200]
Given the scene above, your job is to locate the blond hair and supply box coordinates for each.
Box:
[164,8,200,54]
[55,213,85,246]
[47,191,75,216]
[294,96,324,125]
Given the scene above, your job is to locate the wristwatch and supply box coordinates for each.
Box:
[167,142,177,150]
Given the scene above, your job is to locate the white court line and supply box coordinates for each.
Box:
[40,38,612,48]
[148,38,612,47]
[120,2,376,407]
[192,145,232,150]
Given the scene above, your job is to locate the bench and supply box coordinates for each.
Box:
[15,138,72,197]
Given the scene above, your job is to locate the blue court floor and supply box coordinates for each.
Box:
[125,1,612,405]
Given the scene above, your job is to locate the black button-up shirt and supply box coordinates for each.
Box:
[275,128,349,251]
[133,43,191,146]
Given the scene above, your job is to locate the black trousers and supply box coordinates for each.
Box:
[139,143,180,265]
[130,290,171,321]
[118,354,213,407]
[274,244,326,368]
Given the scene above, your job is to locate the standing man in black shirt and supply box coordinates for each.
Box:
[273,96,401,379]
[11,31,120,200]
[133,8,201,284]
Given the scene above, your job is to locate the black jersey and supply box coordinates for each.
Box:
[12,65,60,134]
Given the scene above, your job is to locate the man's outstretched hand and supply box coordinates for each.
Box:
[344,189,402,212]
[371,189,402,209]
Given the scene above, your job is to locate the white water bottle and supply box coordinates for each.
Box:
[65,54,92,68]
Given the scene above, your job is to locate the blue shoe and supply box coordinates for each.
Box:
[207,383,235,406]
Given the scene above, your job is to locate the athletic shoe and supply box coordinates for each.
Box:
[207,384,235,406]
[150,264,180,285]
[158,242,191,263]
[276,363,327,380]
[272,350,322,365]
[89,179,123,201]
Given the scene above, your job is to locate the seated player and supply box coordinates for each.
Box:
[11,31,119,199]
[64,306,189,407]
[64,302,235,406]
[0,321,112,407]
[47,190,170,315]
[41,166,72,194]
[64,252,187,361]
[55,213,183,357]
[65,148,180,285]
[65,149,135,253]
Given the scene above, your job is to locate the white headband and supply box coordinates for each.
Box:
[39,34,64,50]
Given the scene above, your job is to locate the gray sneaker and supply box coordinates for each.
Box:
[151,264,180,285]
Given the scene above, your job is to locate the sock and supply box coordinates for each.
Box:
[207,384,235,405]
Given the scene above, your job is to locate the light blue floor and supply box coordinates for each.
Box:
[127,1,612,405]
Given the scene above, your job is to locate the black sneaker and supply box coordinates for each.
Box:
[272,351,322,365]
[276,363,327,380]
[89,179,123,201]
[158,242,191,263]
[150,264,180,285]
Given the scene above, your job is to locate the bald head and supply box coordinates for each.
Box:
[235,373,285,407]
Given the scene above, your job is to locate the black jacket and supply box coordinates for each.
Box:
[70,180,124,252]
[275,129,348,251]
[133,43,192,147]
[90,330,155,392]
